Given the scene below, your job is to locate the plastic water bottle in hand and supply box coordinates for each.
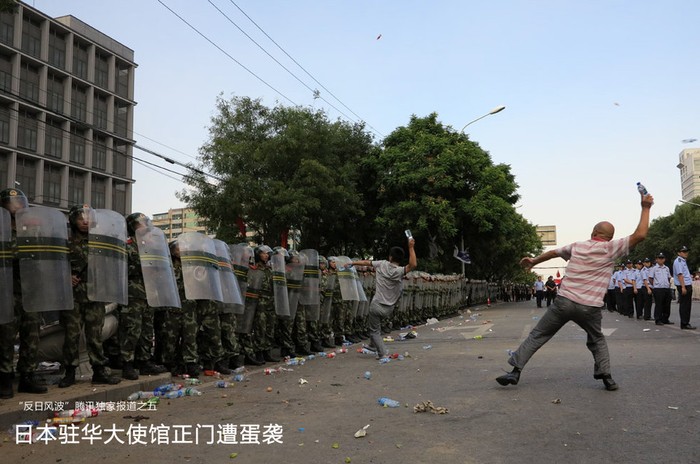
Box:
[405,230,413,240]
[636,182,649,195]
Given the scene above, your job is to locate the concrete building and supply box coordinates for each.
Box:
[678,148,700,203]
[152,207,209,240]
[0,1,135,215]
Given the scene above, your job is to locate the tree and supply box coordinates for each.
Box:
[0,0,18,14]
[179,96,375,255]
[361,113,541,278]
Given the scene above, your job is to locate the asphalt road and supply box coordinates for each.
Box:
[3,299,699,464]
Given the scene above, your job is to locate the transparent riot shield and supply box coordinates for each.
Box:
[178,232,223,302]
[0,208,13,323]
[271,253,290,317]
[286,257,306,320]
[335,256,359,301]
[230,243,253,315]
[299,249,320,322]
[135,226,181,308]
[237,268,262,334]
[88,209,127,305]
[16,206,73,312]
[319,274,336,324]
[214,239,243,314]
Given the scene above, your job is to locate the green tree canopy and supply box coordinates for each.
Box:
[179,96,374,254]
[360,113,542,279]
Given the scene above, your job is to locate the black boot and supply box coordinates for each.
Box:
[321,338,335,349]
[280,348,298,359]
[310,341,324,352]
[245,353,264,366]
[137,360,168,375]
[121,362,139,380]
[255,352,267,365]
[17,373,48,394]
[295,345,312,356]
[229,355,245,370]
[0,372,14,399]
[334,336,345,347]
[214,360,232,375]
[58,366,76,388]
[262,350,280,363]
[92,366,121,385]
[496,367,521,386]
[186,362,200,378]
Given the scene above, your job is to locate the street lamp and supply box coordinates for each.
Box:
[458,105,506,277]
[460,105,506,133]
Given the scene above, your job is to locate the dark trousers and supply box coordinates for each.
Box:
[652,288,671,323]
[622,288,635,317]
[615,289,624,313]
[643,289,653,319]
[535,290,544,308]
[676,285,693,325]
[606,289,617,312]
[634,289,645,318]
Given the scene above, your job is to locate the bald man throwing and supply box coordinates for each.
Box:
[496,193,654,391]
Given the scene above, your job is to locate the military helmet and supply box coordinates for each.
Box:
[0,188,28,214]
[68,204,93,228]
[254,244,273,262]
[318,255,328,267]
[125,212,151,236]
[272,246,289,258]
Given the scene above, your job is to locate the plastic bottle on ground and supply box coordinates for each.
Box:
[163,389,184,399]
[127,391,156,401]
[377,397,400,408]
[184,387,202,396]
[216,381,229,388]
[364,371,371,380]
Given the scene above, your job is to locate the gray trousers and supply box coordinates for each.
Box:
[369,299,394,357]
[509,296,611,377]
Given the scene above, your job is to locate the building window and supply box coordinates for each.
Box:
[47,73,64,113]
[73,41,88,80]
[116,62,130,99]
[92,135,106,171]
[21,15,41,58]
[15,156,36,201]
[48,28,66,69]
[0,150,9,186]
[17,110,38,151]
[0,12,14,46]
[44,118,63,159]
[68,169,84,205]
[112,181,127,215]
[114,102,128,138]
[71,84,87,122]
[94,51,109,89]
[91,175,106,209]
[0,104,10,144]
[0,53,12,93]
[70,127,85,164]
[94,93,108,130]
[113,141,127,176]
[42,163,62,205]
[19,61,40,103]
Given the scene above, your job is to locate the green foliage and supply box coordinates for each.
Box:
[179,96,373,254]
[360,113,541,279]
[0,0,18,14]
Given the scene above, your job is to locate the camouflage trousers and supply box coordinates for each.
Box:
[0,294,40,374]
[59,300,107,368]
[219,311,240,361]
[155,303,198,367]
[196,300,224,366]
[331,301,351,339]
[252,305,275,352]
[118,298,153,364]
[276,316,294,352]
[292,305,309,348]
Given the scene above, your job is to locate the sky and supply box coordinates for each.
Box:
[31,0,700,273]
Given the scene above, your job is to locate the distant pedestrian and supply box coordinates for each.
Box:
[545,276,557,307]
[533,276,545,308]
[673,246,696,330]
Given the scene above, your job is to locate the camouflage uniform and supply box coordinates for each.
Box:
[219,309,241,366]
[161,258,198,373]
[59,229,108,369]
[196,300,224,370]
[0,216,45,396]
[318,270,334,346]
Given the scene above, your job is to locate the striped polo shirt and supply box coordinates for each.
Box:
[555,236,630,307]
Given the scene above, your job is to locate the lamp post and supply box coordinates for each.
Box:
[460,105,506,133]
[459,105,506,276]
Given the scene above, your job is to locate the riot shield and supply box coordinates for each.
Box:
[286,257,306,320]
[214,239,243,313]
[271,253,290,317]
[135,226,181,308]
[0,208,13,323]
[299,249,320,305]
[230,243,253,314]
[237,268,262,334]
[319,274,336,324]
[16,206,73,312]
[335,256,359,301]
[178,232,223,302]
[88,209,128,305]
